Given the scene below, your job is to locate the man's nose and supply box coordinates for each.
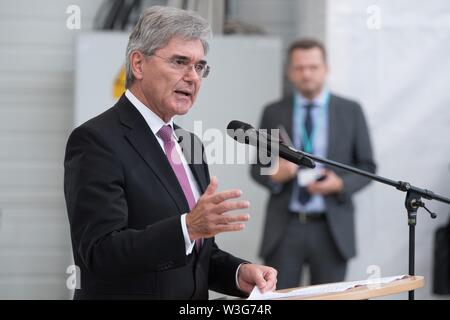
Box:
[302,69,312,77]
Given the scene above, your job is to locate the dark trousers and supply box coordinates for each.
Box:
[266,214,347,289]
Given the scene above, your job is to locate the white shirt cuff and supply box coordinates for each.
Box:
[236,263,246,291]
[181,214,196,255]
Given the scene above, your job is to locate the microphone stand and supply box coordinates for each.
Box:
[289,149,450,300]
[227,122,449,299]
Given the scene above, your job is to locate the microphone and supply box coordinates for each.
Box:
[226,120,315,168]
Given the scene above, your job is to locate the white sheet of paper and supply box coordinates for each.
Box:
[247,275,408,300]
[297,168,322,187]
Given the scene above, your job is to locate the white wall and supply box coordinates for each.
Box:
[0,0,103,299]
[229,0,326,50]
[326,0,450,299]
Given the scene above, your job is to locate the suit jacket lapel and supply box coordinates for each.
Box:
[327,94,339,161]
[116,95,190,214]
[175,126,208,193]
[282,96,295,144]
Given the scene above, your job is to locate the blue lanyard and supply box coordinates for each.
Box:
[294,93,329,153]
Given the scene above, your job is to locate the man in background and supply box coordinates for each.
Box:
[251,38,376,289]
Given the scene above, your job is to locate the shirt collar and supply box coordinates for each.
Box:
[125,89,174,135]
[294,86,329,109]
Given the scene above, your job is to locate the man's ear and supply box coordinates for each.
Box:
[130,51,145,81]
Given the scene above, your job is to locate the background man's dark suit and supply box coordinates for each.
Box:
[251,94,376,278]
[64,95,246,299]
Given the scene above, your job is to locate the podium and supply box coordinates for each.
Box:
[273,276,424,300]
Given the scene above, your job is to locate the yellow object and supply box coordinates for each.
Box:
[113,65,126,98]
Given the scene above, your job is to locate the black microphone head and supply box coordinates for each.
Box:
[226,120,257,145]
[227,120,254,132]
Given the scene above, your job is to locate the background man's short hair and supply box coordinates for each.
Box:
[288,38,327,63]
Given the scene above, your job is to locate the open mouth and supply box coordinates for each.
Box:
[174,89,192,97]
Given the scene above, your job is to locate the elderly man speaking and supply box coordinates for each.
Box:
[64,6,277,300]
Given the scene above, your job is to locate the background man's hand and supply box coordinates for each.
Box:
[237,263,277,294]
[270,158,298,184]
[186,176,250,241]
[307,169,343,195]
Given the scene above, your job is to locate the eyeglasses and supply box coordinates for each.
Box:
[152,54,210,78]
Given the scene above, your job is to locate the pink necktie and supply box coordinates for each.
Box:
[157,125,202,251]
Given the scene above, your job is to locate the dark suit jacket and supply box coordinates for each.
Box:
[64,94,246,299]
[251,94,376,261]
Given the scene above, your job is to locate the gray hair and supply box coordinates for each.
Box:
[125,6,212,88]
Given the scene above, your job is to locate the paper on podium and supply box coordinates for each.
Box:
[247,275,408,300]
